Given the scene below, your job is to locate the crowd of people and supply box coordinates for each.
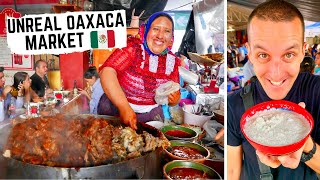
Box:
[0,60,55,117]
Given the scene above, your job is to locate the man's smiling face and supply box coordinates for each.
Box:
[247,17,305,100]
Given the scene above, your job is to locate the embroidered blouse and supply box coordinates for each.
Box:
[99,37,180,105]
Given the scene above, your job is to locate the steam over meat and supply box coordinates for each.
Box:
[4,114,169,167]
[5,115,113,167]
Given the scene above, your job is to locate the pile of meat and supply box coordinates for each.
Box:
[3,114,169,167]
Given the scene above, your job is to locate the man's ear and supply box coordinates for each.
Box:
[245,42,253,64]
[303,42,307,54]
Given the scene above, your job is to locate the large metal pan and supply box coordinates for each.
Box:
[0,115,165,179]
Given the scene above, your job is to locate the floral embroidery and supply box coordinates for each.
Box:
[149,55,159,73]
[166,53,175,75]
[140,44,145,69]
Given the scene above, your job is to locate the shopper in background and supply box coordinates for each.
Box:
[300,56,315,74]
[1,71,31,114]
[238,42,249,66]
[79,66,104,114]
[30,60,53,102]
[0,67,9,111]
[227,0,320,179]
[242,60,255,86]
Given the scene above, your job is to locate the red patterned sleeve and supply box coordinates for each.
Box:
[99,37,142,74]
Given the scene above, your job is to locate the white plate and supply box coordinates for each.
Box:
[15,108,26,114]
[19,114,40,119]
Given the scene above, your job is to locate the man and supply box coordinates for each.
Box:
[30,60,52,99]
[242,60,255,86]
[227,0,320,179]
[238,42,249,65]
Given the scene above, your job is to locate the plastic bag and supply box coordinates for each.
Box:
[169,105,184,124]
[203,120,224,140]
[154,81,180,105]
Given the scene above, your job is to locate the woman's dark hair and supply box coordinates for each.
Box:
[84,66,99,79]
[300,56,315,73]
[13,72,28,89]
[313,44,318,49]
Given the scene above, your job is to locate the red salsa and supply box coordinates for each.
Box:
[165,130,193,138]
[168,167,212,179]
[171,146,205,159]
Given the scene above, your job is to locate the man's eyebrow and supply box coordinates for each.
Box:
[284,44,300,51]
[252,43,300,51]
[252,44,267,51]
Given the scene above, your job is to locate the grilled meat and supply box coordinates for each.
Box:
[4,115,169,167]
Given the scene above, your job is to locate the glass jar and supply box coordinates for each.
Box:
[59,0,68,4]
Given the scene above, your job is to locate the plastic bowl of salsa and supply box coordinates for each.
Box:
[161,125,198,141]
[240,100,314,155]
[163,160,222,180]
[164,140,210,163]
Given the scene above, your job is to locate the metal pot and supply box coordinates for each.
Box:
[0,115,164,179]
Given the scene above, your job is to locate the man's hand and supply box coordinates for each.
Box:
[2,86,12,97]
[256,102,309,169]
[168,90,180,106]
[119,106,137,130]
[256,138,307,169]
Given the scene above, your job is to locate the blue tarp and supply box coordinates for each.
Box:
[305,22,320,29]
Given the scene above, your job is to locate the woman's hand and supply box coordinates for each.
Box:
[79,88,88,95]
[119,106,137,130]
[78,88,91,100]
[168,90,180,106]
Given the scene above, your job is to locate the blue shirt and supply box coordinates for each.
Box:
[90,78,104,114]
[0,88,11,113]
[0,88,24,118]
[228,73,320,180]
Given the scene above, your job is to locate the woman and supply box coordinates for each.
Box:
[2,72,31,110]
[79,66,104,114]
[98,12,181,129]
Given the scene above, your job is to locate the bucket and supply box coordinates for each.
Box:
[183,104,213,127]
[180,88,189,99]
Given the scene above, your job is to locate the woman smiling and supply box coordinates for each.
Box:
[97,12,181,130]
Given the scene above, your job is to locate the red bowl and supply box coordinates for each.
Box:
[240,100,314,155]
